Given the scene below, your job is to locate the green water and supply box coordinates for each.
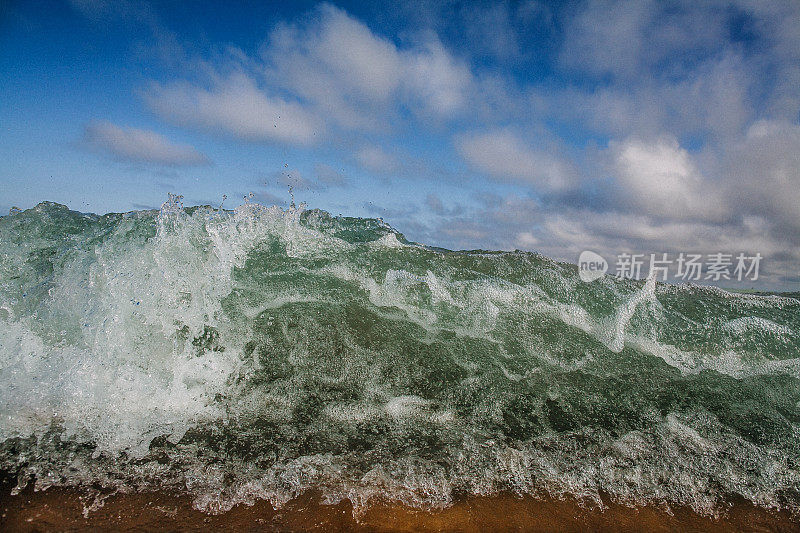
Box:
[1,199,798,515]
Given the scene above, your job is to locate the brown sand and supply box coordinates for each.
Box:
[2,480,798,533]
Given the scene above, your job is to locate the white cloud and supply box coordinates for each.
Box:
[515,231,539,248]
[726,120,800,235]
[419,195,796,289]
[403,40,471,116]
[144,4,472,144]
[271,4,472,129]
[608,136,727,221]
[355,145,402,175]
[537,209,796,281]
[145,73,322,145]
[559,0,654,79]
[456,130,578,191]
[558,1,730,80]
[284,4,404,104]
[551,1,800,143]
[542,52,755,144]
[83,121,210,167]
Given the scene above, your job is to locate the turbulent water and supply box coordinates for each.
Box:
[1,198,799,516]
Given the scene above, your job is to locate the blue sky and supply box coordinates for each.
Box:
[1,0,799,290]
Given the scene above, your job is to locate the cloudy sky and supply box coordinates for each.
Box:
[1,0,798,290]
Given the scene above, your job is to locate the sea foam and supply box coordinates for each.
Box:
[1,199,798,517]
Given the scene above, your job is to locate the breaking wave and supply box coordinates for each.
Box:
[1,198,799,516]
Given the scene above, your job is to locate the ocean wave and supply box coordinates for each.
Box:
[1,198,798,516]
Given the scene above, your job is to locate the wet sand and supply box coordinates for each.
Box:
[1,480,797,533]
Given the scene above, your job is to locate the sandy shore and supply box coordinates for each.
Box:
[1,479,798,533]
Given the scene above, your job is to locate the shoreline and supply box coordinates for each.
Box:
[1,481,797,532]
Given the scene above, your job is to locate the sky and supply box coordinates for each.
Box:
[1,0,798,290]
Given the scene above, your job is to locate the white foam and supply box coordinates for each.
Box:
[2,201,798,518]
[596,274,658,353]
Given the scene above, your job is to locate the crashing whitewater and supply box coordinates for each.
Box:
[1,198,798,516]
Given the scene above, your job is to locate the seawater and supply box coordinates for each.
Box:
[1,198,798,516]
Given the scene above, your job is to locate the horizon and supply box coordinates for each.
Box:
[1,0,798,291]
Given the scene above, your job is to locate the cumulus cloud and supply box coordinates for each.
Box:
[145,74,322,145]
[143,3,472,148]
[268,5,403,104]
[559,1,732,80]
[726,120,800,236]
[608,136,727,222]
[263,4,472,125]
[354,145,402,175]
[554,53,755,143]
[549,1,800,143]
[456,130,578,191]
[83,121,211,167]
[402,40,472,115]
